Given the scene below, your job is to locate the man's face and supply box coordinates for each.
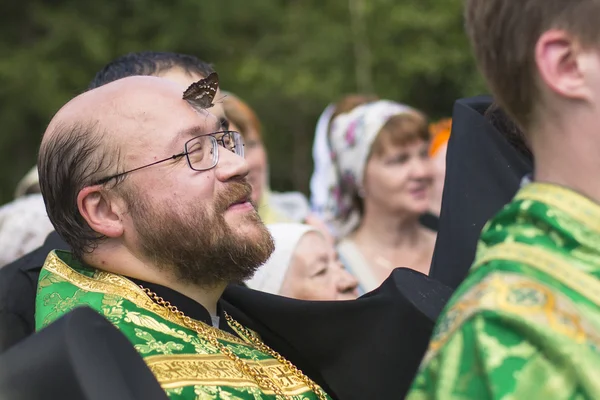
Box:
[114,81,273,286]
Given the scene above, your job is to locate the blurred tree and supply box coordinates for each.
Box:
[0,0,485,204]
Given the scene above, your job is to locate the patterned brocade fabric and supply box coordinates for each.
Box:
[407,183,600,400]
[35,251,330,400]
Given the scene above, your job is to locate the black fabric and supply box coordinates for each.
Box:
[428,96,534,289]
[222,268,453,400]
[0,230,453,399]
[419,212,439,232]
[128,277,239,337]
[0,231,67,351]
[0,307,167,400]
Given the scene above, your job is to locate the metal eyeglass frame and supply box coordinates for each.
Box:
[91,130,244,186]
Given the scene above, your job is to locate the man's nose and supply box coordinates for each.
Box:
[214,147,249,182]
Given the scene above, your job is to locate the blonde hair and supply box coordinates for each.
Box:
[221,92,262,139]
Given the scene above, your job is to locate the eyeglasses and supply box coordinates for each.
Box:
[92,130,244,185]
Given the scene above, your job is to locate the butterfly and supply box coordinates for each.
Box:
[182,72,219,110]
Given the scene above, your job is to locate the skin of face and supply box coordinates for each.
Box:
[279,231,358,301]
[62,77,271,276]
[161,70,268,206]
[429,142,447,214]
[225,118,268,205]
[363,140,434,215]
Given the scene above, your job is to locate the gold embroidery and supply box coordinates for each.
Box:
[124,311,219,354]
[134,328,185,355]
[42,252,247,345]
[473,242,600,308]
[101,294,125,324]
[423,272,600,365]
[146,354,312,396]
[516,183,600,235]
[42,289,85,327]
[38,272,66,290]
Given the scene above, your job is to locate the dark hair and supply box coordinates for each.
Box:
[38,121,119,260]
[87,51,214,90]
[484,102,533,161]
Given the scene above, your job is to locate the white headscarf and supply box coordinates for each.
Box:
[14,166,40,198]
[309,104,336,219]
[245,223,318,295]
[0,194,55,268]
[322,100,413,238]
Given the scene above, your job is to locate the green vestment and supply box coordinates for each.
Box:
[35,250,330,400]
[407,182,600,399]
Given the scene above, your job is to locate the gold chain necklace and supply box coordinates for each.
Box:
[140,286,328,400]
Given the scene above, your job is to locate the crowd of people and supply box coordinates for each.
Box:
[1,0,599,398]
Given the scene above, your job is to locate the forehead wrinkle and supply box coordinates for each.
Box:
[168,112,223,148]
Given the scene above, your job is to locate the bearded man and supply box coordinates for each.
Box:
[35,75,330,399]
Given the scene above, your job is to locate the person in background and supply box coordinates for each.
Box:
[0,168,54,268]
[309,95,378,228]
[428,118,452,216]
[324,99,436,293]
[246,223,358,300]
[221,92,310,223]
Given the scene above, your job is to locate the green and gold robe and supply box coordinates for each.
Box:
[35,250,330,400]
[407,183,600,399]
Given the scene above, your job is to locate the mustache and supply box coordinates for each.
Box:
[215,180,253,213]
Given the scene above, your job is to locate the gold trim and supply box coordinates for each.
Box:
[145,354,312,395]
[422,271,600,365]
[516,183,600,235]
[473,242,600,308]
[42,251,247,345]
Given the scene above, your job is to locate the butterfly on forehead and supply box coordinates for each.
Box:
[182,72,219,111]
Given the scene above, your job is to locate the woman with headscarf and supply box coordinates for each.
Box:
[246,223,358,300]
[309,94,378,223]
[324,100,436,294]
[221,92,311,224]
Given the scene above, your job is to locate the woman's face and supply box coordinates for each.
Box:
[363,139,433,216]
[430,143,448,214]
[229,121,268,205]
[279,232,359,301]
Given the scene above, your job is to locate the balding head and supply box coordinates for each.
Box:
[39,76,221,259]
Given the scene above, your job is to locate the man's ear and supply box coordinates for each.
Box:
[536,30,593,102]
[77,186,124,238]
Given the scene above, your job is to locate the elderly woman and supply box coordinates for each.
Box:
[323,99,436,294]
[246,223,358,300]
[221,93,310,224]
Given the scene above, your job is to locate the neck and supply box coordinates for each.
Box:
[85,243,225,316]
[532,109,600,205]
[352,207,423,248]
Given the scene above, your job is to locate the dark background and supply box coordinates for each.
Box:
[0,0,485,204]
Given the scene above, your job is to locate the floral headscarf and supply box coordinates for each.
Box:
[323,100,413,238]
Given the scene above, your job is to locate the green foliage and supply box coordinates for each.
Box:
[0,0,486,204]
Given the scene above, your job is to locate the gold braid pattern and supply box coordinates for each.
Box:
[140,286,328,400]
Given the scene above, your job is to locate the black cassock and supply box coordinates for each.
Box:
[428,96,534,290]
